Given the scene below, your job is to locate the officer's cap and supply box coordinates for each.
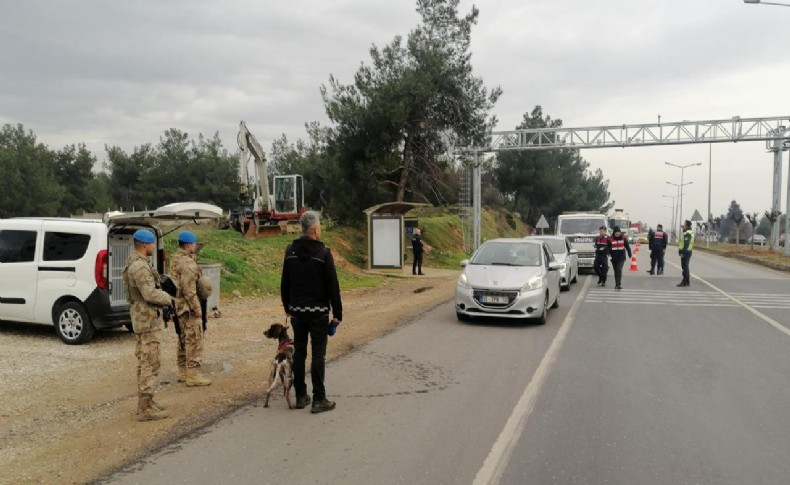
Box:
[599,226,607,231]
[178,230,197,244]
[133,229,156,244]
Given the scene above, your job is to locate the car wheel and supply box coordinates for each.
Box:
[571,269,578,284]
[456,312,470,322]
[54,302,95,345]
[535,293,548,325]
[551,287,560,309]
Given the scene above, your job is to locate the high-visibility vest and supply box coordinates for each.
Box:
[611,239,626,251]
[683,229,695,251]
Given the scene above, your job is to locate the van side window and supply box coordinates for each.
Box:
[0,230,37,263]
[43,232,91,261]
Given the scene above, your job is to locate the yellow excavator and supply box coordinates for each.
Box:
[229,121,305,238]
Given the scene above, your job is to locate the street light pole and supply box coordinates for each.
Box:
[708,144,712,248]
[666,162,702,234]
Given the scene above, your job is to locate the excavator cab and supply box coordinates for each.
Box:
[273,175,303,215]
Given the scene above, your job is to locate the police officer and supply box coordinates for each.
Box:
[593,225,610,286]
[607,225,632,290]
[677,220,695,287]
[170,230,211,387]
[412,228,425,275]
[123,229,173,422]
[647,224,668,275]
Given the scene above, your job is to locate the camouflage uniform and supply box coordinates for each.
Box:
[170,248,211,386]
[123,252,172,421]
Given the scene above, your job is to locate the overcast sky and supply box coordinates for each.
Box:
[2,0,789,228]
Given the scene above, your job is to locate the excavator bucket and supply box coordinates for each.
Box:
[243,219,285,239]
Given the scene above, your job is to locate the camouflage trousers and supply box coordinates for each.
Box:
[177,315,204,369]
[135,330,162,397]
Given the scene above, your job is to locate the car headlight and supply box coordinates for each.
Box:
[457,273,472,289]
[558,262,568,272]
[521,275,543,291]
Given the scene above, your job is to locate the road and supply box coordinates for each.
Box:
[100,249,790,485]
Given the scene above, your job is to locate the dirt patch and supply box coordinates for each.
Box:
[0,272,457,484]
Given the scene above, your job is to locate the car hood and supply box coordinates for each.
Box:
[464,264,544,290]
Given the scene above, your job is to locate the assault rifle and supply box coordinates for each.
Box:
[160,275,183,344]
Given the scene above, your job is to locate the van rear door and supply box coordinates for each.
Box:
[0,220,41,321]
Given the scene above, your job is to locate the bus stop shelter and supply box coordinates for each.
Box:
[363,202,431,271]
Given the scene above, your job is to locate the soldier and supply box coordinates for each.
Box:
[593,225,610,286]
[647,224,668,275]
[169,230,211,387]
[607,225,632,290]
[123,229,173,422]
[677,220,695,287]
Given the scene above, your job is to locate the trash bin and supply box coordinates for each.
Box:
[199,263,222,317]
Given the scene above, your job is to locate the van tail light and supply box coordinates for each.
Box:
[95,250,109,290]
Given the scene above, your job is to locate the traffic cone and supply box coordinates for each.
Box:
[634,241,640,253]
[629,255,638,271]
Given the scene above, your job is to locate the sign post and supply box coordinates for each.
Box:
[536,215,550,235]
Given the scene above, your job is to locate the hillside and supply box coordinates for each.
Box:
[166,207,529,296]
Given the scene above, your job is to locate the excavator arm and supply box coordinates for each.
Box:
[237,121,271,213]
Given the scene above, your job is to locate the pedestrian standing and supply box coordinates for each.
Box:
[607,226,632,290]
[677,220,695,287]
[593,225,610,286]
[647,224,668,275]
[123,229,173,422]
[170,230,211,387]
[412,228,425,275]
[281,211,343,414]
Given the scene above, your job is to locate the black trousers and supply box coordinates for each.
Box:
[412,252,423,274]
[680,252,692,282]
[650,250,665,272]
[292,314,329,401]
[594,254,609,282]
[612,258,626,286]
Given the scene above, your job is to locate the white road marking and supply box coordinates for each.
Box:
[473,277,591,485]
[667,261,790,338]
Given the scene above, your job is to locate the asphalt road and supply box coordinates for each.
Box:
[100,249,790,485]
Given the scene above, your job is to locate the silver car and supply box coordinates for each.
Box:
[526,236,578,291]
[455,238,562,324]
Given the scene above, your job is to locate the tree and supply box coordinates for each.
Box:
[320,0,501,221]
[764,209,783,250]
[745,212,760,250]
[726,200,745,245]
[53,144,99,216]
[491,106,613,224]
[0,124,64,217]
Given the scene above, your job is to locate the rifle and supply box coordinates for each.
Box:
[160,275,183,347]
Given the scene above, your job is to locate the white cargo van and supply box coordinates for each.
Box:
[0,202,221,344]
[555,212,609,271]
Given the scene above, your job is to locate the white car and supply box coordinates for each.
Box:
[455,238,562,325]
[0,202,222,344]
[526,235,578,291]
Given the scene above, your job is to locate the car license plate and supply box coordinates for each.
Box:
[482,295,509,304]
[579,261,592,267]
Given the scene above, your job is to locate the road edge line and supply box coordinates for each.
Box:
[667,261,790,338]
[472,276,592,485]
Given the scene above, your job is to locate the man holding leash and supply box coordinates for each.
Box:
[281,211,343,414]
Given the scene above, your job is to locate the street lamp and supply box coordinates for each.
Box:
[666,162,701,233]
[744,0,790,6]
[662,193,685,240]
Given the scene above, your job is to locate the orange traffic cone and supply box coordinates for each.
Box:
[629,255,639,271]
[634,241,640,253]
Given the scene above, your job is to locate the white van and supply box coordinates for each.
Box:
[0,202,222,344]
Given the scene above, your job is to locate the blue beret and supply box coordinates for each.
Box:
[133,229,155,244]
[178,230,197,244]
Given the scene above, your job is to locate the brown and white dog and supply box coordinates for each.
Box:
[263,322,295,409]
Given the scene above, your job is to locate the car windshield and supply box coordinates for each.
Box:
[532,238,566,255]
[471,242,541,266]
[558,218,606,234]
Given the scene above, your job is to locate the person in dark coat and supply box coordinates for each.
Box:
[647,224,668,275]
[412,228,425,275]
[593,225,610,286]
[281,211,343,414]
[607,225,632,290]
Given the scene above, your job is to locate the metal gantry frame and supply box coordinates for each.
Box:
[460,115,790,251]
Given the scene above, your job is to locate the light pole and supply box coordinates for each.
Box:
[667,181,693,236]
[666,162,701,233]
[662,193,684,241]
[744,0,790,6]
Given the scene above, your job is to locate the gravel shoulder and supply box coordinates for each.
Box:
[0,271,457,485]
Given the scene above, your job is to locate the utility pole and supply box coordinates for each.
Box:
[472,151,481,251]
[771,138,783,250]
[707,144,712,248]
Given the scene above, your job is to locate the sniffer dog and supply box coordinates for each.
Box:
[263,323,295,409]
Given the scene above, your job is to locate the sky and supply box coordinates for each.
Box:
[1,0,789,228]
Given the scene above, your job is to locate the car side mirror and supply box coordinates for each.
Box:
[569,249,578,255]
[460,259,469,267]
[548,262,561,271]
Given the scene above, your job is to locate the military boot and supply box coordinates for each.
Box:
[177,366,188,383]
[151,398,167,412]
[185,368,212,387]
[137,396,169,422]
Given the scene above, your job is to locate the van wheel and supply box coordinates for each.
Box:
[535,293,548,325]
[54,302,95,345]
